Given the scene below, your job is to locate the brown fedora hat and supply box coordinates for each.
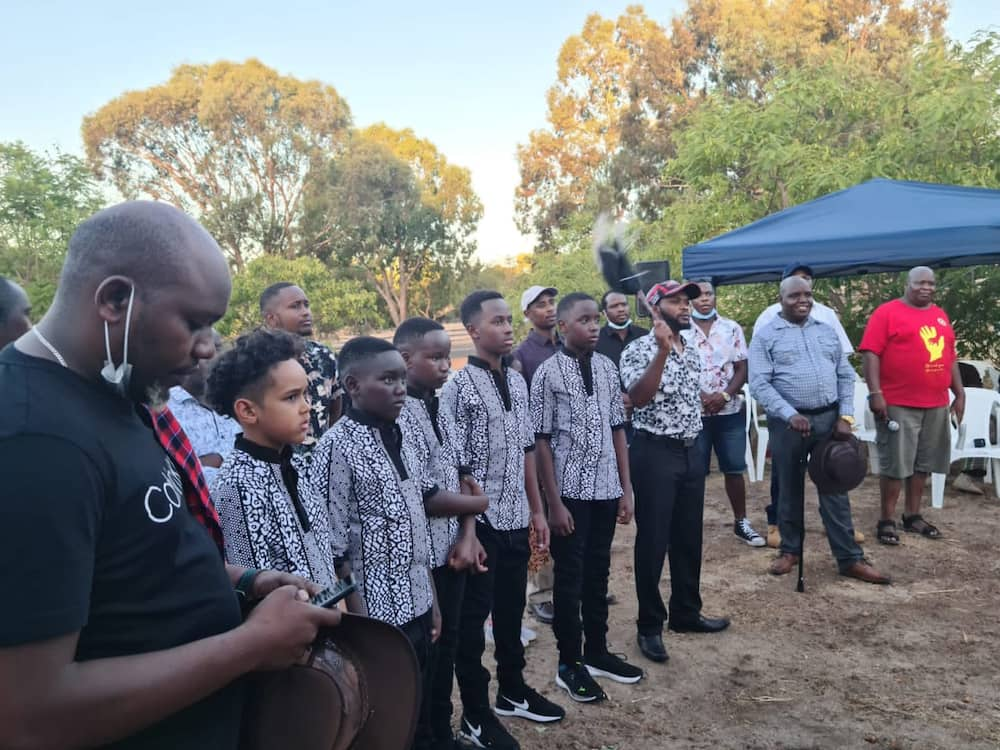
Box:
[808,433,867,495]
[241,613,420,750]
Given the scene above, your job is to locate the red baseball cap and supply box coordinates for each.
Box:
[645,280,701,307]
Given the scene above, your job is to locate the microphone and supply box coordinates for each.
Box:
[886,420,900,432]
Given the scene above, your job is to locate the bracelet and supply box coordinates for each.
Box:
[866,392,882,400]
[235,567,260,603]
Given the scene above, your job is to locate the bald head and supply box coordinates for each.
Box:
[58,201,227,302]
[779,275,813,324]
[905,266,936,308]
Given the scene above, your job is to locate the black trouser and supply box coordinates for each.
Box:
[550,496,619,666]
[429,564,467,746]
[631,432,705,635]
[454,522,530,715]
[400,608,435,750]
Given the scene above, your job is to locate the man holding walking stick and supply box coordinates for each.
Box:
[749,276,890,586]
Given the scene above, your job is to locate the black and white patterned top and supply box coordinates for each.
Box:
[440,356,534,531]
[308,408,435,627]
[212,436,337,587]
[530,348,627,501]
[619,332,703,439]
[399,388,461,569]
[299,339,342,449]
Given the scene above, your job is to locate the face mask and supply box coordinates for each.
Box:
[101,285,136,398]
[691,308,718,320]
[606,318,632,330]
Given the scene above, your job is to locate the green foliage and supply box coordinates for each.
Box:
[660,36,1000,359]
[217,254,380,338]
[0,142,105,315]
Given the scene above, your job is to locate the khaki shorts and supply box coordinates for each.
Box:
[876,405,951,478]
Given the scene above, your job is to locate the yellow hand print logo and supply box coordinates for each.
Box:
[919,325,945,362]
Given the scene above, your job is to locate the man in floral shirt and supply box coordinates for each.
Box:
[620,280,730,666]
[683,280,763,547]
[260,282,342,453]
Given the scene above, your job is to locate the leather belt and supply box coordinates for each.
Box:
[797,403,837,416]
[635,430,698,448]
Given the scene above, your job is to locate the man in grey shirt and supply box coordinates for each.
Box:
[750,276,889,586]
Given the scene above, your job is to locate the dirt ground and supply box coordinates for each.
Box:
[501,471,1000,750]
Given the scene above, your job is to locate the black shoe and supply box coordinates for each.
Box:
[459,711,520,749]
[636,633,669,663]
[584,650,644,684]
[529,600,554,624]
[667,615,731,634]
[495,684,565,723]
[555,662,606,703]
[667,615,729,633]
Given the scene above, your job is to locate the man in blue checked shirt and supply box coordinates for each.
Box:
[749,276,890,585]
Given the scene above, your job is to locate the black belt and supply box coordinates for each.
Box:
[797,403,838,416]
[634,430,698,448]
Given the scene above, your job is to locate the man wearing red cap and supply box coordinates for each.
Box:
[619,280,730,664]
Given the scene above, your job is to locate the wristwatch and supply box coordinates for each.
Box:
[839,415,856,426]
[722,392,732,403]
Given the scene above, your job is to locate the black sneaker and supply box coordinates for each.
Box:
[458,711,520,749]
[495,684,566,723]
[555,662,605,702]
[584,651,644,684]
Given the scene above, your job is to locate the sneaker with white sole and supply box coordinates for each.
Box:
[495,685,565,723]
[734,518,766,547]
[584,650,644,684]
[555,662,605,702]
[459,711,519,749]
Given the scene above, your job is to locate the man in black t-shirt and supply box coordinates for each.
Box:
[0,202,341,750]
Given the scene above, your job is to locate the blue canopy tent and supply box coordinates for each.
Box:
[682,179,1000,285]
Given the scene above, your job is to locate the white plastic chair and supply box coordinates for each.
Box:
[852,380,877,444]
[931,388,1000,507]
[741,384,756,481]
[748,395,769,483]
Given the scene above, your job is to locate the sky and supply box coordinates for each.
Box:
[2,1,998,264]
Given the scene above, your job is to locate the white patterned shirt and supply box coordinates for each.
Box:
[530,349,626,501]
[167,386,240,485]
[308,409,435,627]
[440,357,534,531]
[399,389,462,569]
[619,333,704,440]
[681,315,748,417]
[213,437,337,587]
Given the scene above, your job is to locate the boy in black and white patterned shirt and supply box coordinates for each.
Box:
[441,291,565,750]
[207,328,337,588]
[530,293,642,703]
[395,317,489,750]
[309,336,486,750]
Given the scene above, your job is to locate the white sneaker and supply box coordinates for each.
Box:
[734,518,766,547]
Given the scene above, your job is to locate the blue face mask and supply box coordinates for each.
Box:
[691,308,717,321]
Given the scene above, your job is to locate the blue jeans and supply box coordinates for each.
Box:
[695,410,747,475]
[767,410,864,572]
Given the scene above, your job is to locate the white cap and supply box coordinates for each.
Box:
[520,285,558,313]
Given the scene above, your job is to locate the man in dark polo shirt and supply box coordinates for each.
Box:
[512,285,559,387]
[0,202,341,750]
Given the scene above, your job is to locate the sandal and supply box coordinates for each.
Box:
[876,519,900,545]
[901,513,942,539]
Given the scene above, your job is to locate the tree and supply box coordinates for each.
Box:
[300,126,481,326]
[217,254,380,339]
[661,35,1000,359]
[516,0,947,246]
[0,142,105,314]
[82,59,352,270]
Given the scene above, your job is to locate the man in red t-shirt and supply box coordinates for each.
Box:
[860,266,965,544]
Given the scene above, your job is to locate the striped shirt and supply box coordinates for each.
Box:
[749,315,855,421]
